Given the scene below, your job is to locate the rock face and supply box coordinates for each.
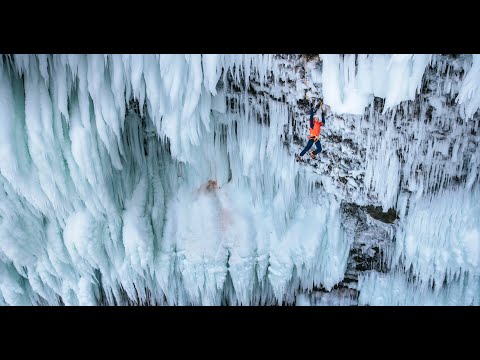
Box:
[0,54,478,305]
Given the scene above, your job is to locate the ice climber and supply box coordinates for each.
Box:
[296,100,326,161]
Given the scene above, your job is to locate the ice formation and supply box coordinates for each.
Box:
[0,54,478,305]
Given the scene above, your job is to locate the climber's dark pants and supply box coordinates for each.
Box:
[300,138,321,156]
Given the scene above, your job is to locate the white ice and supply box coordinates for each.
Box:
[0,54,478,305]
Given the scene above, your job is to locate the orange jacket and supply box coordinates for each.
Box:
[309,118,324,139]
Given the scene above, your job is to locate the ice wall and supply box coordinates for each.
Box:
[0,54,478,305]
[322,54,432,115]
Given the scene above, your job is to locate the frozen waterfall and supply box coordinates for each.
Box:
[0,54,478,305]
